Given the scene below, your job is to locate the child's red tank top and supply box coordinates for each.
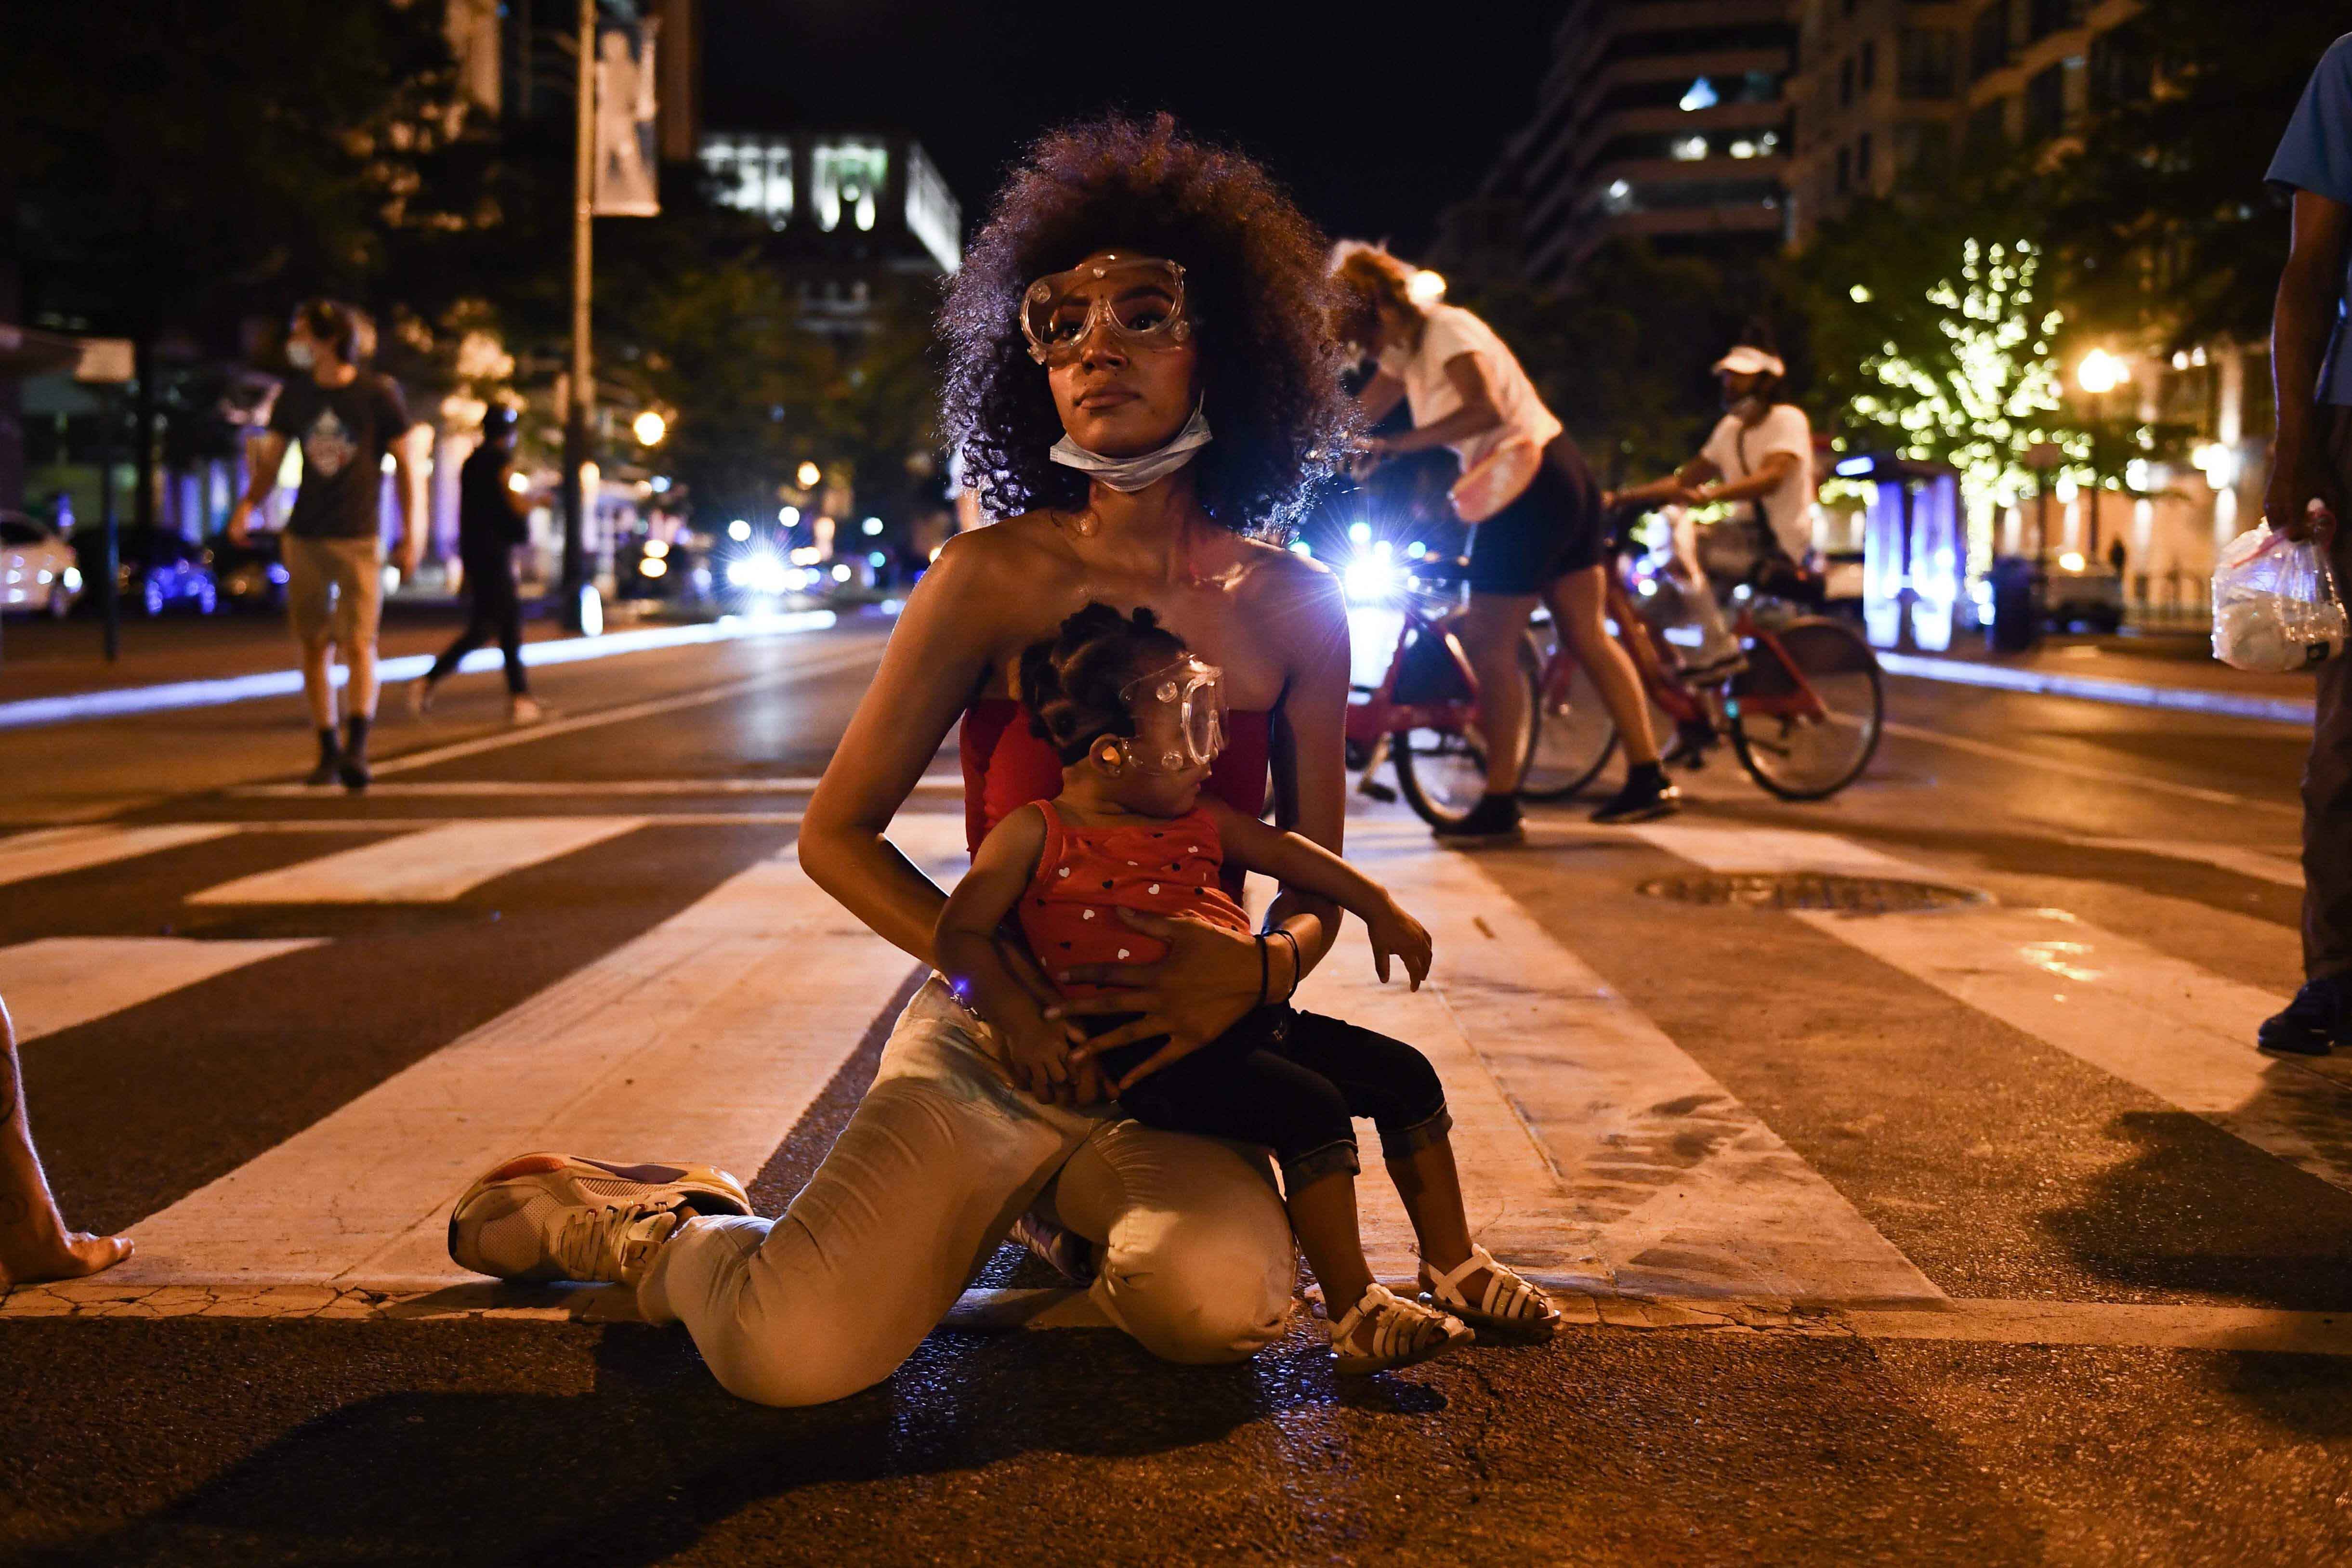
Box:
[1015,800,1250,1000]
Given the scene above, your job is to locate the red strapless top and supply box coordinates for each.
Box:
[959,698,1271,896]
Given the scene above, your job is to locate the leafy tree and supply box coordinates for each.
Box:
[4,2,460,341]
[1466,240,1800,487]
[2047,0,2348,351]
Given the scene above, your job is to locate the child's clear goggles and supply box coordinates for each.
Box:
[1021,255,1194,367]
[1111,656,1227,773]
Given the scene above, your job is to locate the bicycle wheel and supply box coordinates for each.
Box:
[1391,653,1538,828]
[1517,623,1619,801]
[1727,617,1884,800]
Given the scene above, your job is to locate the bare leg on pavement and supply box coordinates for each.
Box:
[0,996,133,1288]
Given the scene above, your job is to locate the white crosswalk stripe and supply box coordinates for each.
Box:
[84,812,967,1294]
[187,818,647,904]
[0,823,238,889]
[0,936,324,1043]
[1630,823,2352,1195]
[1318,822,1943,1303]
[10,804,2352,1353]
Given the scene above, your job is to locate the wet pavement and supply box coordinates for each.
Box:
[3,616,2349,1565]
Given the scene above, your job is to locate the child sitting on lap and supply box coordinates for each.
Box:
[936,602,1561,1373]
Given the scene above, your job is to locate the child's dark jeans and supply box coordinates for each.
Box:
[1094,1004,1452,1189]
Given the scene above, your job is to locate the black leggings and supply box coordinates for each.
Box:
[1096,1006,1452,1189]
[427,561,528,695]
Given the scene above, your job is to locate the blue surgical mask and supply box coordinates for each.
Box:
[1049,403,1211,493]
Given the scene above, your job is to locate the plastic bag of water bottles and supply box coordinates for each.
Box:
[2211,517,2347,672]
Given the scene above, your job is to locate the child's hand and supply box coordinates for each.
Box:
[1002,1003,1086,1105]
[1366,898,1433,990]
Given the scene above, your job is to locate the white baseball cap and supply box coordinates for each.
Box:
[1712,345,1786,378]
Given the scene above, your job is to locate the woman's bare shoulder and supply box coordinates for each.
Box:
[1234,536,1344,615]
[925,515,1077,592]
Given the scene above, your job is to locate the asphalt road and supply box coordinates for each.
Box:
[3,610,2350,1567]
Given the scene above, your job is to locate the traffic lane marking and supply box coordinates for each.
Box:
[0,935,325,1043]
[186,818,645,904]
[2061,836,2303,889]
[13,1279,2352,1358]
[368,641,883,778]
[226,776,962,798]
[1883,719,2301,817]
[1630,822,2352,1194]
[0,609,844,732]
[0,823,240,888]
[1341,818,1943,1304]
[92,812,966,1293]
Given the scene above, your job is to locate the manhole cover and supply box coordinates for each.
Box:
[1637,872,1984,915]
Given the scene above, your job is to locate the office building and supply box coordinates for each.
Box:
[1508,0,1800,288]
[1787,0,2148,242]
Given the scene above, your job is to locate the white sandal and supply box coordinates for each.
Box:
[1420,1244,1562,1339]
[1329,1282,1473,1375]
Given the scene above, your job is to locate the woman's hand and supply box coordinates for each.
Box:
[1365,898,1432,990]
[1052,908,1270,1092]
[998,1001,1087,1106]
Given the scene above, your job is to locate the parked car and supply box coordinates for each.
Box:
[72,527,218,616]
[0,510,82,617]
[2044,553,2124,634]
[208,530,289,611]
[617,532,716,605]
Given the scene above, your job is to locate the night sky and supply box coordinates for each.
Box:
[700,0,1564,255]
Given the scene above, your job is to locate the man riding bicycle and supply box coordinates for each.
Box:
[1611,338,1817,752]
[1612,339,1817,601]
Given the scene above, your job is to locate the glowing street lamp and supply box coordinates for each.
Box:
[2075,349,2125,395]
[796,460,823,489]
[632,409,667,446]
[2074,350,2128,560]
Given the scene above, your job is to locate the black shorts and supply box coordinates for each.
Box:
[1465,434,1607,596]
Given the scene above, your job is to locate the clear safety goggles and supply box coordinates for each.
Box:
[1020,254,1194,367]
[1112,655,1227,773]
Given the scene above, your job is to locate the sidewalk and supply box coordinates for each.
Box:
[0,601,563,704]
[0,600,848,731]
[1879,628,2318,725]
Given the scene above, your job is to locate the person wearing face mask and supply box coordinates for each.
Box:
[1612,338,1817,756]
[443,117,1410,1407]
[1616,339,1817,596]
[227,300,426,791]
[1336,244,1678,832]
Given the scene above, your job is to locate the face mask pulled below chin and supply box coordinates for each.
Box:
[1049,404,1211,493]
[286,341,317,370]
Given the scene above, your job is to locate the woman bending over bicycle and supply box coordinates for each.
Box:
[1333,245,1678,834]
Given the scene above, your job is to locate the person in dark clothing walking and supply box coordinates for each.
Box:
[410,405,543,724]
[2260,32,2352,1055]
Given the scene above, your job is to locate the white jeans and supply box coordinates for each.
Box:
[637,976,1298,1407]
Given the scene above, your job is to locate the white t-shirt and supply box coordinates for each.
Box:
[1377,303,1562,472]
[1699,403,1816,559]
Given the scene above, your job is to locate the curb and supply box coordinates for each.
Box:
[0,610,841,733]
[1876,650,2316,726]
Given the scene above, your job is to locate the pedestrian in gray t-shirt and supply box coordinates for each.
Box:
[226,300,426,791]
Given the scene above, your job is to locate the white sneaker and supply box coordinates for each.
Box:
[509,695,546,726]
[447,1153,752,1283]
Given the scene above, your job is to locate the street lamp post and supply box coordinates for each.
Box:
[560,0,597,633]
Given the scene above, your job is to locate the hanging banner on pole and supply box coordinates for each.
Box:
[592,18,660,217]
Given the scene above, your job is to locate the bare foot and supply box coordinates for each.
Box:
[0,1231,134,1289]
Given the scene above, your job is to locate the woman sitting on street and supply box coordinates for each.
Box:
[444,114,1375,1406]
